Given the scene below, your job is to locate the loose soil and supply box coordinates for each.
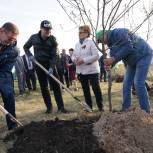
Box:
[94,108,153,153]
[4,116,106,153]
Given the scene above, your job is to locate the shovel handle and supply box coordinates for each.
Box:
[0,105,23,127]
[33,60,92,112]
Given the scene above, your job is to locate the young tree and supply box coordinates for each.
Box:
[56,0,153,111]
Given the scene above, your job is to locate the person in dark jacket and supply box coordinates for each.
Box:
[22,54,37,91]
[14,49,26,95]
[99,55,107,82]
[56,52,65,87]
[23,20,67,113]
[60,49,71,88]
[68,48,78,90]
[96,28,153,113]
[0,22,19,130]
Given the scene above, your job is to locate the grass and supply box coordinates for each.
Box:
[0,80,153,130]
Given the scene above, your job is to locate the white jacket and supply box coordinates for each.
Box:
[72,38,100,75]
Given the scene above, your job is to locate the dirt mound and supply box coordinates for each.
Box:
[93,108,153,153]
[4,116,106,153]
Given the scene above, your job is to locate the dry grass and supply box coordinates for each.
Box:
[0,81,122,128]
[1,81,153,129]
[0,80,153,153]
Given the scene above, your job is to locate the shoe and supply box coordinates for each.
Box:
[99,108,104,112]
[45,108,52,114]
[83,107,93,112]
[8,124,18,131]
[57,108,68,113]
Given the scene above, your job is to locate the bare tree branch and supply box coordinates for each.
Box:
[112,0,141,26]
[56,0,79,26]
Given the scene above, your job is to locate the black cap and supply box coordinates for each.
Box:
[40,20,52,29]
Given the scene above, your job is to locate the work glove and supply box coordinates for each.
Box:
[28,55,35,62]
[48,67,53,75]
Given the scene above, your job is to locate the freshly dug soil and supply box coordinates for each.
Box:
[94,108,153,153]
[4,116,106,153]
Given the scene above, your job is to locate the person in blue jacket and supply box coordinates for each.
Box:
[96,28,153,113]
[0,22,19,130]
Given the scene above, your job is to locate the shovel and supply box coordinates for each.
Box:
[0,104,23,127]
[33,59,92,112]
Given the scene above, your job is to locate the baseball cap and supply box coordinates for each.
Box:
[96,30,111,40]
[40,20,52,29]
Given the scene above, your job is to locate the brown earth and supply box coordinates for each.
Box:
[94,108,153,153]
[3,108,153,153]
[4,116,106,153]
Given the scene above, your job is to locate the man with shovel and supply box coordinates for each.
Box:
[23,20,67,114]
[0,22,19,130]
[96,28,152,113]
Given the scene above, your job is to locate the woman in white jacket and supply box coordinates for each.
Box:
[72,25,103,111]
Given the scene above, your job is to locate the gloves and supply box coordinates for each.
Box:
[28,55,35,62]
[48,68,53,75]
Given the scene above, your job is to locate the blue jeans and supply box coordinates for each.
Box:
[0,77,17,130]
[122,55,152,113]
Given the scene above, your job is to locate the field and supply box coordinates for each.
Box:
[0,79,153,153]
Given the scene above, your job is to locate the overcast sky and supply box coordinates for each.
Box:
[0,0,153,56]
[0,0,78,55]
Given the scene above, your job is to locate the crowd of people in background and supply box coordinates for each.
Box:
[0,20,153,131]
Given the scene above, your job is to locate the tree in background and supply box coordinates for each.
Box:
[56,0,153,111]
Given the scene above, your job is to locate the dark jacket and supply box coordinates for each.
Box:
[99,55,105,69]
[107,28,153,66]
[15,55,26,74]
[0,44,18,79]
[60,53,71,70]
[23,31,58,68]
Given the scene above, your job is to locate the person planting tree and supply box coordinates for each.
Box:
[96,28,153,113]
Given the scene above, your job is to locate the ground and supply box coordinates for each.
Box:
[94,108,153,153]
[0,82,153,153]
[4,116,106,153]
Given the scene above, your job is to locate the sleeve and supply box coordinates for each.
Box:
[0,47,18,65]
[23,35,33,57]
[49,36,58,68]
[83,40,99,64]
[110,29,133,62]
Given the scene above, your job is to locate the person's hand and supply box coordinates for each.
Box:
[66,63,72,67]
[48,68,53,75]
[76,57,84,66]
[28,56,35,62]
[103,57,115,66]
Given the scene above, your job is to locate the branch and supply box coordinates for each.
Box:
[74,0,86,24]
[132,9,153,34]
[109,0,123,29]
[112,0,141,27]
[56,0,79,26]
[80,0,96,34]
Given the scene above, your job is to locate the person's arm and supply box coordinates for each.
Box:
[110,29,133,62]
[23,36,33,57]
[0,47,18,65]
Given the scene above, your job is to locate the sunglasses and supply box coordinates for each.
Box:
[79,31,87,34]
